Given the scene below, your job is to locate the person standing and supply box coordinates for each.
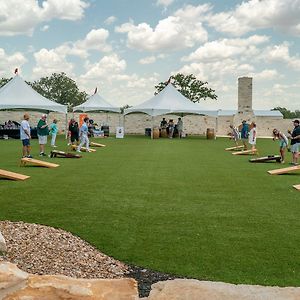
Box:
[160,117,167,128]
[69,119,79,145]
[77,117,90,152]
[289,120,300,165]
[272,129,288,163]
[49,119,58,147]
[229,125,240,146]
[248,122,257,151]
[177,117,183,138]
[240,120,249,150]
[168,119,175,138]
[37,114,49,156]
[20,113,32,158]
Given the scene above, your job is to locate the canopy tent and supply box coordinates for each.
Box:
[73,92,121,113]
[0,75,67,114]
[124,83,217,117]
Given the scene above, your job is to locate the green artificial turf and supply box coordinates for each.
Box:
[0,135,299,286]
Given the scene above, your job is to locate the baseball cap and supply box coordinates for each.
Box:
[293,119,299,124]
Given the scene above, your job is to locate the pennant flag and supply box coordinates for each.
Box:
[14,68,18,74]
[94,87,98,94]
[165,76,171,85]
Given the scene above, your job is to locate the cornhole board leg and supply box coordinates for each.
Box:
[268,165,300,175]
[249,155,281,163]
[20,158,59,168]
[293,184,300,191]
[225,145,244,151]
[0,169,30,181]
[71,145,96,152]
[90,142,106,147]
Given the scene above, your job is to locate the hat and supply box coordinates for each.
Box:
[293,119,299,124]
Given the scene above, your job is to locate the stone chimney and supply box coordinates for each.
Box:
[233,77,256,125]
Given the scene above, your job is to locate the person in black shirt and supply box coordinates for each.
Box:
[289,120,300,165]
[68,118,79,145]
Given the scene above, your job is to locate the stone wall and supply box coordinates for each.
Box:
[0,111,294,137]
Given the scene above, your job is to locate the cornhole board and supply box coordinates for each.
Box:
[50,150,81,158]
[90,142,106,147]
[20,158,59,168]
[71,145,96,152]
[225,145,244,151]
[293,184,300,191]
[232,149,258,155]
[249,155,281,163]
[0,169,30,181]
[268,165,300,175]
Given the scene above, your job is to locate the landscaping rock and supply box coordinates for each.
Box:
[0,262,138,300]
[147,279,300,300]
[0,231,6,253]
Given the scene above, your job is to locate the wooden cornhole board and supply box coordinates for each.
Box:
[90,142,106,147]
[268,165,300,175]
[0,169,30,181]
[71,145,96,152]
[20,158,59,168]
[232,149,258,156]
[293,184,300,191]
[249,155,281,163]
[50,150,81,158]
[225,145,244,151]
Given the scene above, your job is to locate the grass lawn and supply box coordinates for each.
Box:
[0,135,300,286]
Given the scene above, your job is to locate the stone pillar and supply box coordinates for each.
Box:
[233,77,255,126]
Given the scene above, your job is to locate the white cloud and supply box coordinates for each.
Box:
[248,69,279,80]
[182,35,269,62]
[115,4,210,51]
[104,16,117,25]
[0,0,89,36]
[40,25,49,32]
[0,48,27,77]
[207,0,300,36]
[32,48,74,78]
[139,56,156,64]
[156,0,174,8]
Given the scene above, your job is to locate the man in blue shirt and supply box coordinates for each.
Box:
[77,117,90,152]
[240,120,249,150]
[290,119,300,165]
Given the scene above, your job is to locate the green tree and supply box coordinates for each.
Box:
[30,73,87,111]
[155,73,217,102]
[272,107,300,119]
[0,77,12,88]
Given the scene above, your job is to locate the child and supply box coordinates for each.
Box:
[273,128,289,163]
[248,122,257,151]
[229,125,240,146]
[77,117,90,152]
[49,119,58,147]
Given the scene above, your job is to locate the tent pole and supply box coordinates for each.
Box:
[151,111,154,139]
[215,116,218,140]
[65,113,68,139]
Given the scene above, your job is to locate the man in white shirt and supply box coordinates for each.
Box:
[77,117,90,152]
[20,113,32,158]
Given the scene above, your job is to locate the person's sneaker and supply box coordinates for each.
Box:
[27,155,33,158]
[40,152,47,156]
[77,150,81,153]
[281,160,285,164]
[52,145,57,148]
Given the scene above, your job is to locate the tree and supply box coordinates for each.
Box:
[154,73,217,103]
[30,73,88,111]
[0,77,12,88]
[272,107,300,119]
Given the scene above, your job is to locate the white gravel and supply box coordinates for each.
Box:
[0,221,129,279]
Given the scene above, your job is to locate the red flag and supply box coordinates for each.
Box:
[94,87,98,94]
[14,68,18,74]
[165,76,171,85]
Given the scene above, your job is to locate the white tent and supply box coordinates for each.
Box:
[73,92,120,113]
[124,83,217,117]
[0,75,67,114]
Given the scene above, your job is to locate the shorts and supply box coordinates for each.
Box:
[71,135,79,142]
[38,135,47,145]
[22,139,30,146]
[291,143,299,153]
[279,140,288,149]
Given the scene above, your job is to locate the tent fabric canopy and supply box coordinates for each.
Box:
[73,92,120,113]
[124,84,217,117]
[0,75,67,114]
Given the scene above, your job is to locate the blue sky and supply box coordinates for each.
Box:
[0,0,300,110]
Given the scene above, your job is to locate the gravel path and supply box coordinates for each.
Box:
[0,221,177,297]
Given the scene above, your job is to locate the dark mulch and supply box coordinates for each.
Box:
[127,265,183,298]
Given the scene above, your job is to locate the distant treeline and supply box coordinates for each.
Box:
[272,107,300,119]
